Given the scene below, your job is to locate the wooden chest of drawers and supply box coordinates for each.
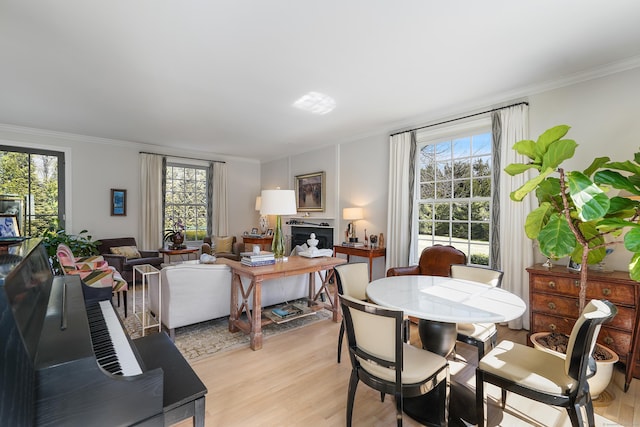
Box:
[527,264,640,391]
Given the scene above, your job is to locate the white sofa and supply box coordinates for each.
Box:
[148,262,311,339]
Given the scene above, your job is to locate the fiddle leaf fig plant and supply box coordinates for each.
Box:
[505,125,640,311]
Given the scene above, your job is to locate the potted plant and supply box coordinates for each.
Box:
[506,125,640,395]
[41,228,101,275]
[163,218,186,250]
[506,124,640,311]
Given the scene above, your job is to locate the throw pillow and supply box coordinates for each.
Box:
[110,245,141,259]
[213,236,234,254]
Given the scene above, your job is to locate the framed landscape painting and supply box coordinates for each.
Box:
[295,171,325,212]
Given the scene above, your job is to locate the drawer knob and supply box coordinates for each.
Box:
[604,337,614,345]
[573,280,580,287]
[602,288,611,296]
[548,281,556,289]
[548,302,556,310]
[549,323,557,331]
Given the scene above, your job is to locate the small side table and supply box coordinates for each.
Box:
[133,264,161,336]
[332,245,386,281]
[242,235,273,251]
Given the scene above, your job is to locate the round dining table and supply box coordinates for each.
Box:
[366,274,527,426]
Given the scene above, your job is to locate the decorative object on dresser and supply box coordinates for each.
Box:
[506,124,640,314]
[259,188,297,259]
[527,264,640,392]
[294,171,325,212]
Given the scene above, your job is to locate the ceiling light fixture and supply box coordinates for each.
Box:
[293,91,336,115]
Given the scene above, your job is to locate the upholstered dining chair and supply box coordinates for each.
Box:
[386,244,467,327]
[57,243,129,316]
[386,244,467,278]
[476,299,617,427]
[449,264,504,361]
[339,294,449,427]
[334,262,370,363]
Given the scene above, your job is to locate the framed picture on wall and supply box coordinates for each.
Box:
[295,171,325,212]
[111,189,127,216]
[0,195,24,235]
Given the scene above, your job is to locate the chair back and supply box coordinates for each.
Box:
[339,294,403,376]
[564,299,617,386]
[450,264,503,288]
[334,263,369,301]
[418,244,466,277]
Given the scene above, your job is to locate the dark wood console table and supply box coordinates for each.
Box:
[333,245,386,281]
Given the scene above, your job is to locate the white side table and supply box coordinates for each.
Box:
[133,264,161,336]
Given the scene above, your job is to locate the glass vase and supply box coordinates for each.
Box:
[271,215,285,259]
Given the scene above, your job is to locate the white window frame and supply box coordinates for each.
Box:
[413,117,494,266]
[164,159,210,244]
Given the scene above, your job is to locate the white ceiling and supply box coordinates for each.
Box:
[2,1,640,162]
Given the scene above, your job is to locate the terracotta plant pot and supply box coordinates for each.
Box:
[530,332,618,398]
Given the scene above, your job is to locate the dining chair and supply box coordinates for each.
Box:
[476,299,617,427]
[449,264,504,361]
[386,244,467,278]
[57,243,129,316]
[339,294,449,427]
[334,262,370,363]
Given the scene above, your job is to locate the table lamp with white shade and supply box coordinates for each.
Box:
[343,207,363,243]
[260,189,297,258]
[255,196,269,234]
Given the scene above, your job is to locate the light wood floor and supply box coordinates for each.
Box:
[175,319,638,426]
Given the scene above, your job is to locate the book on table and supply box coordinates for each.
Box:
[241,258,276,267]
[271,304,303,318]
[240,251,275,260]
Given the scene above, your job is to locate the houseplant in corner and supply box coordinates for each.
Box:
[505,124,640,397]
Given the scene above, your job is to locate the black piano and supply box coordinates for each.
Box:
[0,239,207,426]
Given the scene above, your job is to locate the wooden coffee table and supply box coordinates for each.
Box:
[158,247,199,263]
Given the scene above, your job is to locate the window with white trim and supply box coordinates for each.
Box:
[415,119,493,266]
[164,162,209,242]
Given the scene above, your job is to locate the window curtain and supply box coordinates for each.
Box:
[210,161,228,236]
[386,131,417,270]
[493,104,533,330]
[139,153,164,250]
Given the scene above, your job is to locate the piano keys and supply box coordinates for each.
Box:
[0,239,207,426]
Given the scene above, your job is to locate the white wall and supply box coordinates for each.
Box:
[264,66,640,276]
[528,66,640,271]
[0,126,260,249]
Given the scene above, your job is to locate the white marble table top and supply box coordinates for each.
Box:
[366,275,526,323]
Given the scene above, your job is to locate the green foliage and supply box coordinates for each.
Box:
[506,124,640,309]
[41,228,101,275]
[470,254,489,266]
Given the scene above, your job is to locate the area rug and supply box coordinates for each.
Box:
[113,291,332,362]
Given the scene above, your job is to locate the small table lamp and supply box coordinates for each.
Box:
[255,196,268,234]
[260,189,297,258]
[343,207,363,242]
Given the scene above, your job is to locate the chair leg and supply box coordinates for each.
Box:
[346,370,359,427]
[380,392,385,402]
[394,390,403,427]
[123,290,128,318]
[476,369,485,427]
[501,388,507,409]
[477,340,485,361]
[338,321,345,363]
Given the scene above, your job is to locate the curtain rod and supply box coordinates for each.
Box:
[389,101,529,137]
[139,151,226,164]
